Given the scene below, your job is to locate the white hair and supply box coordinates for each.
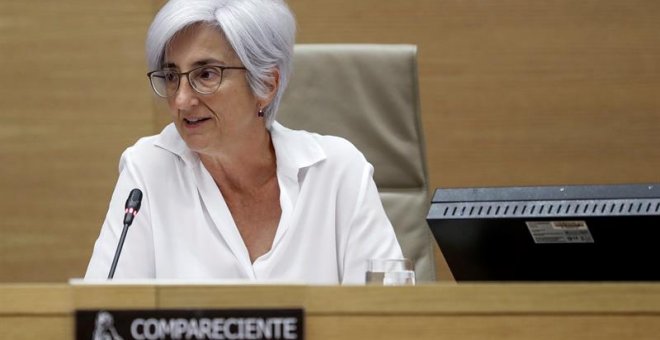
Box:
[146,0,296,127]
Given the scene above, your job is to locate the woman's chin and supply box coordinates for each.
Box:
[183,136,214,154]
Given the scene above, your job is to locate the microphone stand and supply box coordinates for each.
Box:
[108,223,130,279]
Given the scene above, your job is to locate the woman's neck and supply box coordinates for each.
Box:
[198,128,277,192]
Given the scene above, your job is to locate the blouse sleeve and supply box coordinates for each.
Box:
[84,147,156,279]
[339,161,404,284]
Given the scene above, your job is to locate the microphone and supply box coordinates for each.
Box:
[108,189,143,279]
[123,189,143,225]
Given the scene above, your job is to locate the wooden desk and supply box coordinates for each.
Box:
[2,283,660,339]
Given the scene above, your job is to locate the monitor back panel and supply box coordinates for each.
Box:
[427,184,660,281]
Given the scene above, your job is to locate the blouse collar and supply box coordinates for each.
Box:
[152,121,326,181]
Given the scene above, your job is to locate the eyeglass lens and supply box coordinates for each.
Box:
[150,66,223,97]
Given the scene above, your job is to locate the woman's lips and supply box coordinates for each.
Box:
[183,117,211,126]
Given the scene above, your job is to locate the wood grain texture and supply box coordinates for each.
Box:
[0,0,155,282]
[156,283,660,313]
[2,283,660,339]
[286,0,660,189]
[307,315,660,340]
[0,284,72,340]
[149,283,660,339]
[71,283,157,309]
[0,317,72,339]
[0,284,71,313]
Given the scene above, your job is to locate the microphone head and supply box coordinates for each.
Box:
[125,188,143,212]
[123,189,143,226]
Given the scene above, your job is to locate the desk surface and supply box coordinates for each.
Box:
[2,283,660,339]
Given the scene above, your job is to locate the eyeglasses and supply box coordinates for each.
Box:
[147,65,247,98]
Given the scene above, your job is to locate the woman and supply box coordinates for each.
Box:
[85,0,403,283]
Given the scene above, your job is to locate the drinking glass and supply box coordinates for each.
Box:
[365,258,415,285]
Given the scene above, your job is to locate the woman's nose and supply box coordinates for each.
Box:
[173,76,199,110]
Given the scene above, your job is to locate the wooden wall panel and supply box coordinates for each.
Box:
[0,0,155,281]
[287,0,660,189]
[2,0,660,282]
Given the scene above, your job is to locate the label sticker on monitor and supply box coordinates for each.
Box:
[526,220,595,244]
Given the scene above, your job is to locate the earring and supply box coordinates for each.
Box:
[257,108,264,117]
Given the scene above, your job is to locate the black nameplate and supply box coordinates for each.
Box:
[76,308,304,340]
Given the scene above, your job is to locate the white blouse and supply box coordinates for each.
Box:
[84,122,403,284]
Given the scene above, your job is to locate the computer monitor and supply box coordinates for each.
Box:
[426,183,660,281]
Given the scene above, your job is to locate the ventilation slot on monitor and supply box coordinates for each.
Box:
[430,198,660,219]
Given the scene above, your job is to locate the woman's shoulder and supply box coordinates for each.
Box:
[310,132,365,162]
[273,122,369,170]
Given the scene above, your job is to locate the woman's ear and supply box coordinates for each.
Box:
[260,68,280,107]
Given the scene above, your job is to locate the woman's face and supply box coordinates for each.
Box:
[163,23,265,156]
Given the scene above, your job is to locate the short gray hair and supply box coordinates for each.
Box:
[146,0,296,127]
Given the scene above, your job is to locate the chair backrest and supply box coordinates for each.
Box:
[277,44,436,281]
